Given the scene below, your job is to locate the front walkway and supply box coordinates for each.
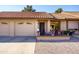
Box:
[35,42,79,54]
[35,35,79,54]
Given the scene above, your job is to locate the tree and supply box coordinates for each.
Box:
[55,8,63,13]
[22,5,36,12]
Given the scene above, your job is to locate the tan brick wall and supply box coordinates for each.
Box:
[37,36,70,40]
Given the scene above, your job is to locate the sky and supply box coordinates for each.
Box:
[0,5,79,13]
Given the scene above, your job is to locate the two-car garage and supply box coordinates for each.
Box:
[0,20,36,36]
[0,12,57,36]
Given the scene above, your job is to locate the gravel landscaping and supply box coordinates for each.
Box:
[35,35,79,54]
[35,42,79,54]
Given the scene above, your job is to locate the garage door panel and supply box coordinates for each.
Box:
[0,21,10,36]
[15,21,35,36]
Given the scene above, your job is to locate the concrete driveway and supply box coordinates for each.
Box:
[0,36,36,53]
[0,43,36,54]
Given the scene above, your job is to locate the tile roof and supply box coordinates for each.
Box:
[51,12,79,20]
[0,12,54,19]
[64,12,79,18]
[0,12,79,20]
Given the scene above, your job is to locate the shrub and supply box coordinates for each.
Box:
[63,30,70,35]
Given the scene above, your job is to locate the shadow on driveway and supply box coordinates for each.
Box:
[0,36,36,42]
[0,36,79,42]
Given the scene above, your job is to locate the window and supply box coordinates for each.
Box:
[18,22,23,24]
[1,22,8,24]
[26,22,32,24]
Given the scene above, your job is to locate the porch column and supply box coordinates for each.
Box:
[47,20,51,33]
[35,20,39,36]
[78,21,79,30]
[66,21,68,30]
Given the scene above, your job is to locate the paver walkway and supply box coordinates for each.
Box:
[35,42,79,54]
[35,36,79,54]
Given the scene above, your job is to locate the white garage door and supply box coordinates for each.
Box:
[15,21,35,36]
[0,21,10,36]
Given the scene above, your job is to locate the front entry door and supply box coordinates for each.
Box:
[39,22,45,35]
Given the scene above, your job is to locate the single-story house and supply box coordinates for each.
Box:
[0,12,79,36]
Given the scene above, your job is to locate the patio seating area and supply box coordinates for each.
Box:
[37,29,79,41]
[39,29,79,36]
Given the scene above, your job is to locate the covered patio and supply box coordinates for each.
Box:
[37,12,79,36]
[36,12,79,41]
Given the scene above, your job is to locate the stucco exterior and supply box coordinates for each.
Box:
[60,21,67,31]
[0,19,79,36]
[0,12,79,36]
